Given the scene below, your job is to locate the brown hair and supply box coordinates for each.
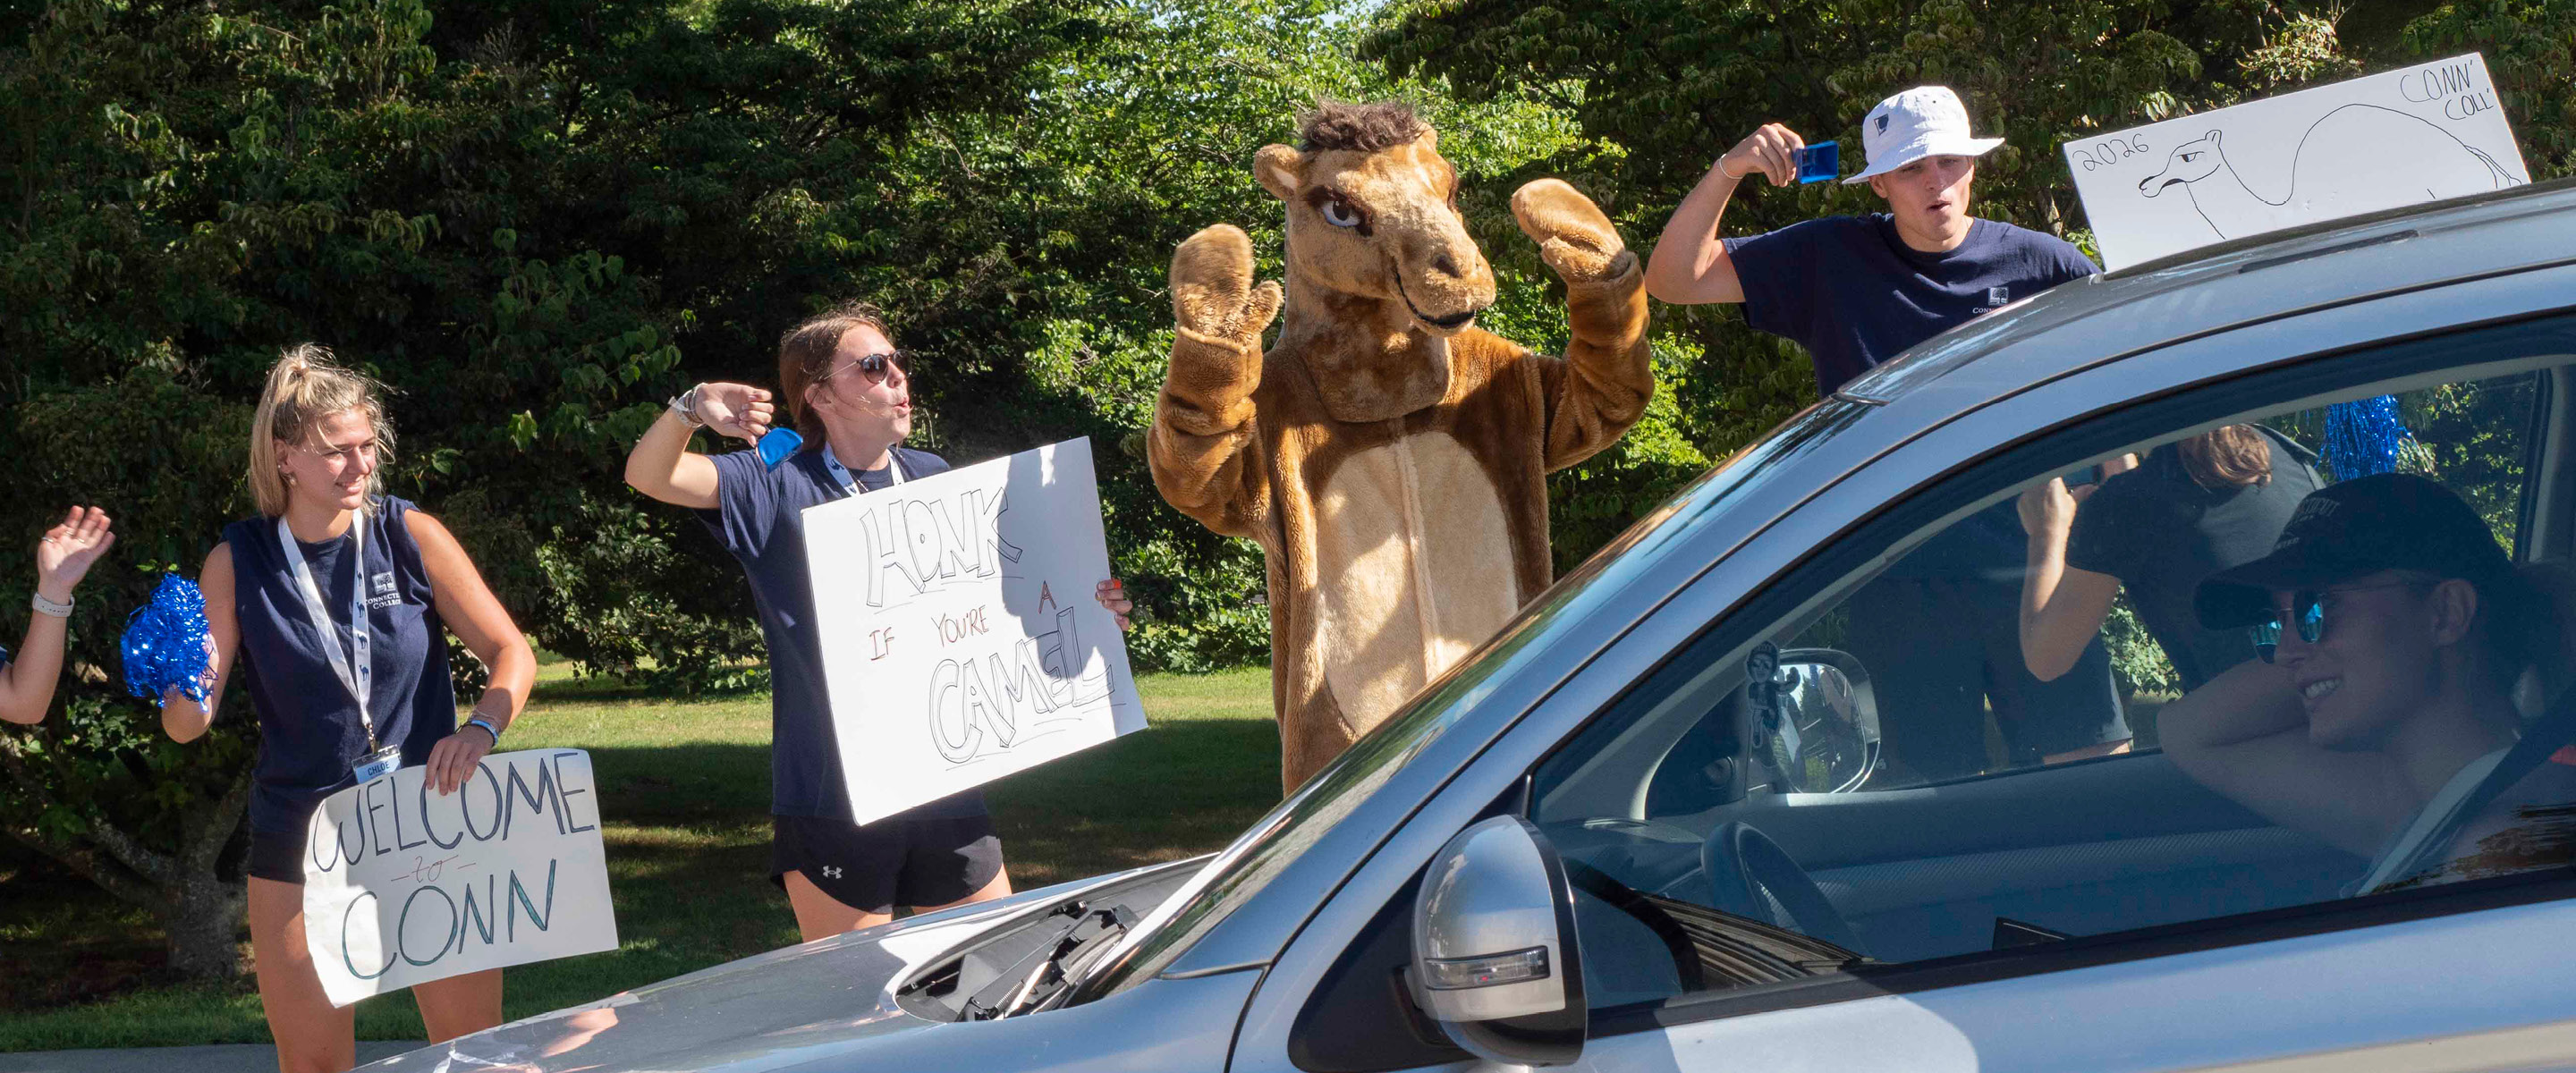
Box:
[248,344,395,518]
[1297,100,1428,153]
[775,300,894,444]
[2178,425,2274,490]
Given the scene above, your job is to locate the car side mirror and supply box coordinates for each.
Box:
[1408,815,1587,1067]
[1761,648,1881,794]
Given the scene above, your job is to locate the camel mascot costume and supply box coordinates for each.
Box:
[1149,101,1652,791]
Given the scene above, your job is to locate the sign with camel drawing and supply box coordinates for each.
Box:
[2065,53,2528,269]
[801,437,1146,824]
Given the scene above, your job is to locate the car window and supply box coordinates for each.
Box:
[1529,323,2574,1015]
[1074,400,1878,1001]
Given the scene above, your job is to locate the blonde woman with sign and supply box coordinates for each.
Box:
[0,506,117,724]
[162,345,537,1073]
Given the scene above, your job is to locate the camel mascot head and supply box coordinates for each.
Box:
[1149,100,1653,791]
[1254,107,1497,335]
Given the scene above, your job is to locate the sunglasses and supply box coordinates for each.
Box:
[819,350,912,385]
[2249,578,2435,663]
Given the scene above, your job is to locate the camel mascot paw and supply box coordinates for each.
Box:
[1148,101,1654,793]
[1511,177,1639,284]
[1171,224,1285,349]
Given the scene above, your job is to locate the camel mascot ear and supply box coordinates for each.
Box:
[1256,144,1305,202]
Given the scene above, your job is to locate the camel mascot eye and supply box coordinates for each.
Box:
[1149,100,1655,795]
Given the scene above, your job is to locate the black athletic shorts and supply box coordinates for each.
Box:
[250,829,307,884]
[769,813,1003,916]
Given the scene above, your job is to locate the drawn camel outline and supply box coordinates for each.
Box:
[2139,104,2521,240]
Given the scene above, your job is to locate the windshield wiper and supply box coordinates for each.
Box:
[958,900,1137,1021]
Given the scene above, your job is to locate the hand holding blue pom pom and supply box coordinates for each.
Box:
[123,574,216,708]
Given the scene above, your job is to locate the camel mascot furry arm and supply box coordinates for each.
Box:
[1150,101,1653,792]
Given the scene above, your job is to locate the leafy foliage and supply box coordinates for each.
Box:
[1368,0,2575,489]
[0,0,1602,974]
[0,0,1114,976]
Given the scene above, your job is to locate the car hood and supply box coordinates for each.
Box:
[358,857,1208,1073]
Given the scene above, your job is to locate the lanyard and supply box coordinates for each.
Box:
[820,444,904,498]
[276,512,376,748]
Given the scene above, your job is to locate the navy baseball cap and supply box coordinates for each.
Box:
[2195,473,2513,630]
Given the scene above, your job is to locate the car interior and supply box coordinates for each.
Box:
[1531,338,2576,1012]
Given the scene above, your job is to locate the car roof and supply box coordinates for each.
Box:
[1838,175,2576,413]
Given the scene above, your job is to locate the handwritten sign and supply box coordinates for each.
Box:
[302,749,617,1007]
[2066,53,2529,269]
[802,438,1145,824]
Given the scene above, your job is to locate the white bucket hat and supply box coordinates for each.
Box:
[1844,86,2005,185]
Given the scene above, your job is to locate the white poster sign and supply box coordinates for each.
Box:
[803,437,1146,824]
[303,749,617,1007]
[2065,53,2529,269]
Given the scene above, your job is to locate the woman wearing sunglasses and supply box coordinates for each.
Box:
[624,301,1133,942]
[2162,473,2574,892]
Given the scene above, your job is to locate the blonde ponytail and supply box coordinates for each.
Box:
[248,343,396,517]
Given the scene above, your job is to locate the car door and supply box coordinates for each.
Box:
[1227,265,2576,1073]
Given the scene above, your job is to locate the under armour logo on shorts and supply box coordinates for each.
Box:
[822,866,843,879]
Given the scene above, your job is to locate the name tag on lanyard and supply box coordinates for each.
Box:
[820,445,905,498]
[276,512,387,781]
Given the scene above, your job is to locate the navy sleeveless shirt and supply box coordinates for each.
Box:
[225,496,456,834]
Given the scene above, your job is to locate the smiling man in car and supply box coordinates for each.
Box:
[1645,86,2130,780]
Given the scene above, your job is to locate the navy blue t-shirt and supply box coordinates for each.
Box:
[225,498,457,834]
[1724,215,2100,396]
[696,444,987,824]
[2068,428,2322,690]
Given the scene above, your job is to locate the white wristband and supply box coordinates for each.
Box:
[1717,158,1748,181]
[669,384,707,429]
[30,592,72,619]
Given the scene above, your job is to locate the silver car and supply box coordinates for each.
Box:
[375,178,2576,1073]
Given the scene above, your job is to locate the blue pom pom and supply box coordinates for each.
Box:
[122,573,214,706]
[2326,395,2411,480]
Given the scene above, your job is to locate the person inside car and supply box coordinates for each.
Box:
[2019,425,2322,692]
[2164,473,2576,892]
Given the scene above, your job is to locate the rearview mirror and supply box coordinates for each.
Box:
[1409,815,1586,1067]
[1762,648,1880,794]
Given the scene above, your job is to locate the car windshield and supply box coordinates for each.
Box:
[1071,399,1875,1000]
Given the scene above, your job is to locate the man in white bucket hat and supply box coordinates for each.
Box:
[1645,86,2131,781]
[1645,85,2096,393]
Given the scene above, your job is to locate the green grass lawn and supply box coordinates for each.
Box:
[0,663,1277,1052]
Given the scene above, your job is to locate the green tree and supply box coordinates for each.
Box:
[0,0,1628,980]
[1367,0,2573,468]
[0,0,1105,978]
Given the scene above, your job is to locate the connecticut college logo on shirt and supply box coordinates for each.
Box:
[1973,285,2011,316]
[366,571,402,610]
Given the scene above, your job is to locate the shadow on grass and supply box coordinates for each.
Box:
[575,713,1284,887]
